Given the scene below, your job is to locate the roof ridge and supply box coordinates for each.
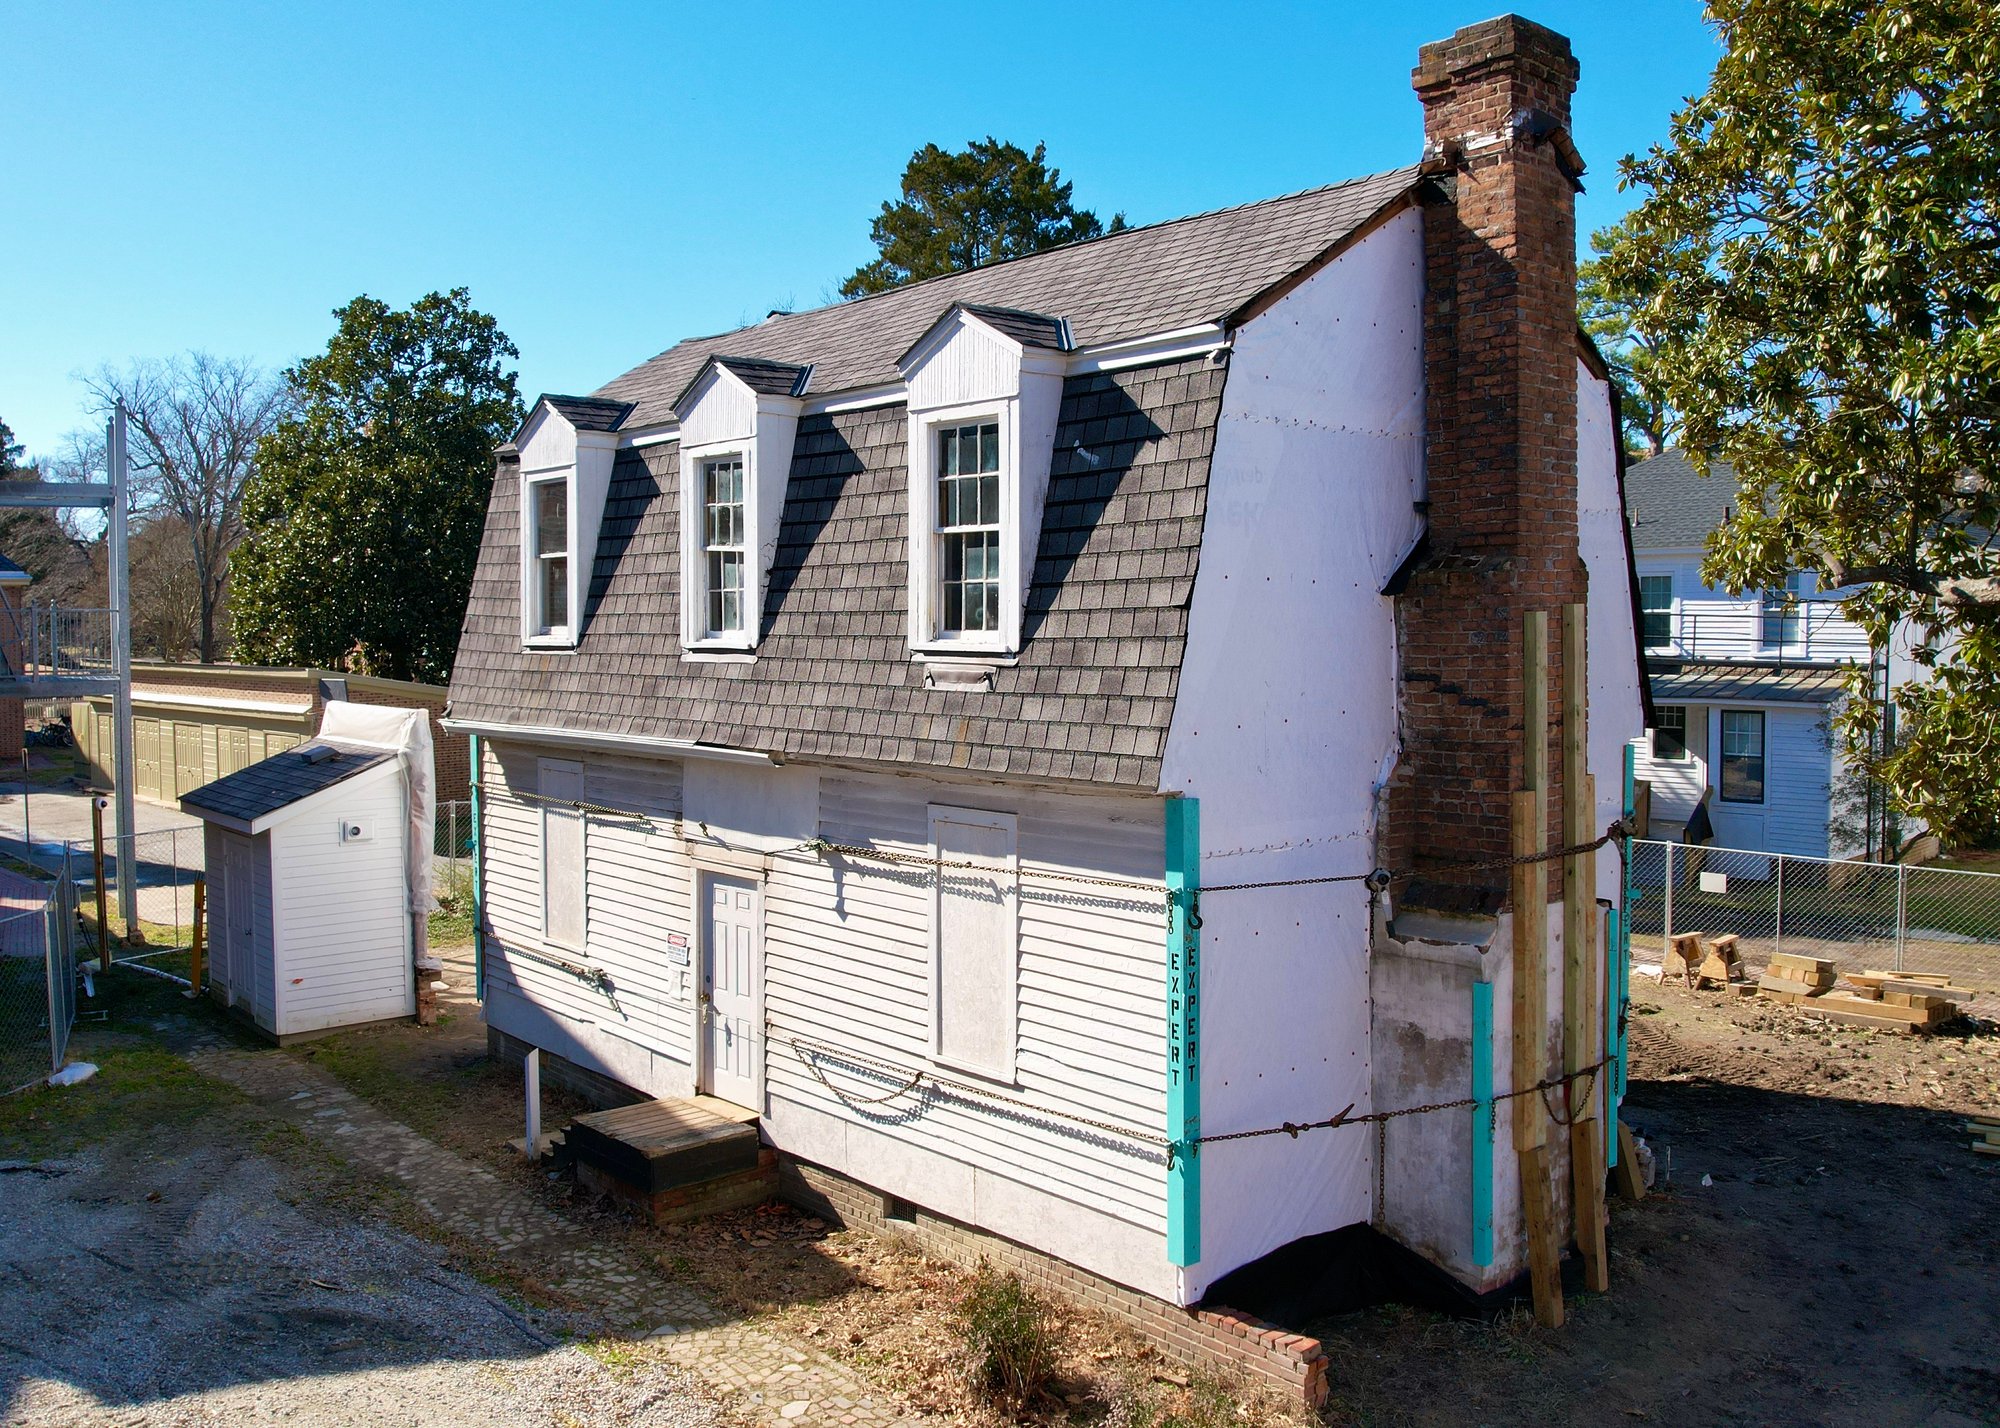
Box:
[618,163,1423,369]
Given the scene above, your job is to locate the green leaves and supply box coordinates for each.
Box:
[840,138,1124,298]
[230,289,523,685]
[1602,0,2000,846]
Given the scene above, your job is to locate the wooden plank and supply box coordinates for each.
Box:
[1879,980,1974,1005]
[1514,610,1561,1331]
[1770,953,1836,976]
[1811,993,1947,1024]
[1613,1120,1646,1201]
[1972,1143,1999,1157]
[1861,969,1949,985]
[1561,609,1606,1293]
[1806,1005,1918,1033]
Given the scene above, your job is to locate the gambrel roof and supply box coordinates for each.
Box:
[450,165,1427,788]
[595,166,1421,428]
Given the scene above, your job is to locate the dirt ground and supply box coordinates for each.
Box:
[0,972,723,1428]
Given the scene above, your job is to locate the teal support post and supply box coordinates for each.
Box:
[1165,796,1201,1267]
[470,733,485,1003]
[1470,978,1495,1267]
[1604,905,1621,1168]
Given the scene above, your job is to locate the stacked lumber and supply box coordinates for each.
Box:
[1804,973,1967,1033]
[1759,953,1835,1004]
[1664,932,1747,988]
[1969,1115,1999,1158]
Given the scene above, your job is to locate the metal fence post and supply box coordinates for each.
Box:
[450,802,459,862]
[1894,863,1907,972]
[1774,853,1785,959]
[1662,842,1676,956]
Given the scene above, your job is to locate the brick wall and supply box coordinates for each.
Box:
[1388,15,1588,903]
[778,1158,1331,1408]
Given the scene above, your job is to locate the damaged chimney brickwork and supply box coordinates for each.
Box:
[1389,14,1588,906]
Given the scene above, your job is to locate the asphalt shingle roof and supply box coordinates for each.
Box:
[1625,449,1740,550]
[181,741,398,825]
[540,395,634,433]
[595,166,1421,428]
[673,357,813,413]
[451,358,1226,788]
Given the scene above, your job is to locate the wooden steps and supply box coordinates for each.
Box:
[566,1097,773,1223]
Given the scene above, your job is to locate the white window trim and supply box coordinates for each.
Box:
[927,804,1019,1083]
[690,449,753,648]
[1758,573,1811,651]
[523,472,577,647]
[1638,573,1675,653]
[538,757,586,949]
[909,402,1019,655]
[1651,704,1690,762]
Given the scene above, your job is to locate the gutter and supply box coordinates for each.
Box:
[438,717,780,767]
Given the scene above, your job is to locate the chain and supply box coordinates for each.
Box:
[786,1037,1169,1147]
[796,839,1165,895]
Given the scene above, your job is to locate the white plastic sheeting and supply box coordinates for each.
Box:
[318,701,437,942]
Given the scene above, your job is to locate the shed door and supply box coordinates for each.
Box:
[174,724,204,799]
[223,835,255,1008]
[699,873,761,1111]
[134,718,161,801]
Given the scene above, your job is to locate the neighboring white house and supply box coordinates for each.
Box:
[445,18,1643,1329]
[1626,449,1923,859]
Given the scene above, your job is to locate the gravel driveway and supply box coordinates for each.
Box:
[0,1141,722,1427]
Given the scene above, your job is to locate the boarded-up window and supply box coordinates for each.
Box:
[540,758,585,948]
[929,806,1017,1079]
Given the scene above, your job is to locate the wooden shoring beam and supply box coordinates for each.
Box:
[1513,610,1563,1327]
[1563,599,1609,1293]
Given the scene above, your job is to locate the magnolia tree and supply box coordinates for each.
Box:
[1602,0,2000,844]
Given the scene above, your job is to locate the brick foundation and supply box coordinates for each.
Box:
[778,1157,1330,1407]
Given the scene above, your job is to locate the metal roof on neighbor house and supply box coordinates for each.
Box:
[593,166,1422,429]
[0,554,31,583]
[1625,449,1741,550]
[1649,660,1849,706]
[180,740,398,826]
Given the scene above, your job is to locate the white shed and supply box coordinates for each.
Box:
[181,738,414,1042]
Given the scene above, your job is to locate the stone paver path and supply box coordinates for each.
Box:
[189,1041,919,1426]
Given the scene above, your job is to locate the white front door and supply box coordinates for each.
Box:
[699,873,761,1111]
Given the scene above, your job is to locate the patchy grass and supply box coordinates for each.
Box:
[0,1041,240,1160]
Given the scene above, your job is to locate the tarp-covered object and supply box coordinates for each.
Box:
[317,701,436,941]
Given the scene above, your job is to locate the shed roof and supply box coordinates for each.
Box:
[1649,661,1849,706]
[594,166,1421,428]
[181,741,399,828]
[0,554,31,584]
[1625,449,1740,550]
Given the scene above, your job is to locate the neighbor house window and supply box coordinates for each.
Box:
[1639,575,1673,651]
[702,457,747,639]
[936,421,1001,636]
[929,804,1017,1079]
[539,757,585,948]
[1653,705,1689,761]
[1761,572,1808,648]
[531,479,570,636]
[1719,710,1765,804]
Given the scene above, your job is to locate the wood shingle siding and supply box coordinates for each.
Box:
[450,358,1226,788]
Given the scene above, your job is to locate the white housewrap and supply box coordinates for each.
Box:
[317,701,437,934]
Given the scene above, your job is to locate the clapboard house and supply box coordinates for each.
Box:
[447,16,1644,1380]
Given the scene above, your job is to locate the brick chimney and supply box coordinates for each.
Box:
[1388,15,1586,906]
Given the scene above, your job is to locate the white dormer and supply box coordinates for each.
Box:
[898,305,1070,659]
[516,395,631,649]
[672,356,811,654]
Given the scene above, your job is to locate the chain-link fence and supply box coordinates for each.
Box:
[434,799,474,917]
[68,825,208,984]
[0,868,77,1089]
[1628,839,2000,991]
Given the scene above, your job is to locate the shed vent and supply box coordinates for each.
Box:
[299,743,340,765]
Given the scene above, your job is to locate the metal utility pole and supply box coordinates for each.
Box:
[108,405,138,936]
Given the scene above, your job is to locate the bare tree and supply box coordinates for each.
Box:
[84,354,289,661]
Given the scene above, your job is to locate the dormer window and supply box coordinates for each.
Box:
[672,356,810,656]
[937,421,1002,635]
[514,395,631,650]
[702,456,748,638]
[898,304,1070,659]
[531,478,570,637]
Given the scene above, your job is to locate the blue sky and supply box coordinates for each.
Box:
[0,2,1720,458]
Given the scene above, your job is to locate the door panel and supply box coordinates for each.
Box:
[700,873,761,1110]
[223,835,254,1007]
[134,718,161,801]
[174,724,204,798]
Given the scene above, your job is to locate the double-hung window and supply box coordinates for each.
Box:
[1653,705,1689,761]
[530,479,570,637]
[702,457,748,640]
[1639,574,1673,651]
[1719,710,1765,804]
[936,421,1001,637]
[1761,573,1807,649]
